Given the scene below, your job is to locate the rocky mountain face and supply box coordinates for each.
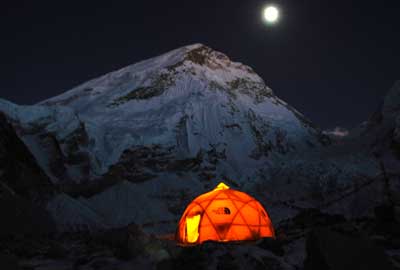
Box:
[0,113,55,236]
[345,81,400,215]
[363,81,400,164]
[0,112,56,201]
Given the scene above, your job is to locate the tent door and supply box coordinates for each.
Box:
[185,214,201,243]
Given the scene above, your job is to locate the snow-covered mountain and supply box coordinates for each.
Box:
[39,44,327,179]
[1,44,397,233]
[3,45,327,183]
[0,44,330,231]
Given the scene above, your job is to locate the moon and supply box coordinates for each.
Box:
[263,6,279,23]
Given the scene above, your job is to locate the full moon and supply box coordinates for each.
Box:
[263,6,279,23]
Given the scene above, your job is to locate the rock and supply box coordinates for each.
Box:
[97,223,150,260]
[0,112,56,237]
[0,186,56,237]
[0,254,20,270]
[157,259,175,270]
[45,241,68,259]
[375,204,396,223]
[144,242,170,262]
[216,252,239,270]
[374,204,400,237]
[304,228,395,270]
[161,246,207,270]
[0,112,55,200]
[257,238,285,256]
[292,209,346,229]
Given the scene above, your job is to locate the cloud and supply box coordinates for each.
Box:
[323,127,349,138]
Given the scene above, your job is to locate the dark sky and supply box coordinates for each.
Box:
[1,0,399,129]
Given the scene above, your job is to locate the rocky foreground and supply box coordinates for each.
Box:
[1,207,399,270]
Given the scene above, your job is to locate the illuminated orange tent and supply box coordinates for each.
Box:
[176,182,275,245]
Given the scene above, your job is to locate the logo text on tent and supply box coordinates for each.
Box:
[212,207,231,215]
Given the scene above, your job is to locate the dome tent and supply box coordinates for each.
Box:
[176,182,275,245]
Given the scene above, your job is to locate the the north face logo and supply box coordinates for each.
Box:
[212,207,231,215]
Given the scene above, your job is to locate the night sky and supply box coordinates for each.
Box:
[1,0,399,129]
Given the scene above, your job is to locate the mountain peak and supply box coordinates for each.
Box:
[178,44,258,76]
[181,43,231,65]
[41,44,270,107]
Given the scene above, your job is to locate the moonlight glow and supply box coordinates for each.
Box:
[263,6,279,23]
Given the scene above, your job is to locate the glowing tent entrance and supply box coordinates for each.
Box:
[176,183,275,245]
